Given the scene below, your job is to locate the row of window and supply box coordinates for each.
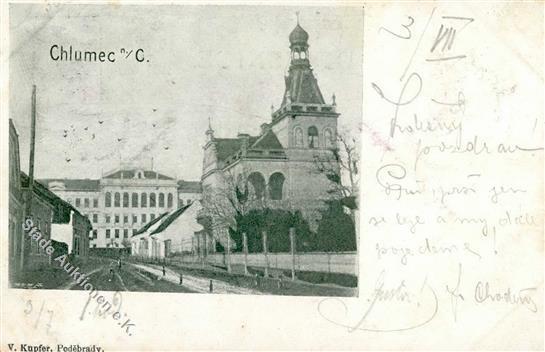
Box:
[105,192,175,208]
[70,196,194,210]
[107,229,130,239]
[85,213,163,224]
[71,198,99,208]
[90,228,135,240]
[247,172,285,200]
[294,126,335,149]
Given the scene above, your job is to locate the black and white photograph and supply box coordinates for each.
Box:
[3,2,543,351]
[8,4,361,297]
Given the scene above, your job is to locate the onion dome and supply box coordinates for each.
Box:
[289,24,309,46]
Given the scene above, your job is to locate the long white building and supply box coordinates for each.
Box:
[41,166,201,248]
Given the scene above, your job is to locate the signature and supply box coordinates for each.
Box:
[475,281,538,313]
[446,263,464,321]
[317,271,438,332]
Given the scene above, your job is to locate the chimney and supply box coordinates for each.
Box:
[260,123,269,135]
[238,133,250,155]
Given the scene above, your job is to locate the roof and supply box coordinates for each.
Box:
[289,24,309,46]
[281,65,325,106]
[177,180,202,193]
[39,178,100,192]
[133,212,170,236]
[250,129,284,149]
[21,173,90,226]
[214,130,286,164]
[214,138,243,162]
[103,169,174,180]
[150,203,192,235]
[9,119,19,138]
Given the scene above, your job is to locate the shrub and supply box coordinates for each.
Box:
[312,200,356,252]
[229,208,313,253]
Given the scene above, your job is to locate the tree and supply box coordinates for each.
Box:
[200,168,260,250]
[313,127,360,209]
[229,208,314,253]
[313,200,356,252]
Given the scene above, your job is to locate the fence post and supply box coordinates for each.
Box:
[199,234,205,268]
[196,234,201,260]
[226,231,232,273]
[204,234,208,258]
[289,227,296,281]
[262,230,269,277]
[243,232,249,275]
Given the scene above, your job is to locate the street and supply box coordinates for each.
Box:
[65,259,195,293]
[64,259,261,294]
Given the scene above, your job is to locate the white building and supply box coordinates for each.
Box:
[41,166,201,249]
[177,180,202,208]
[130,202,210,260]
[130,212,169,258]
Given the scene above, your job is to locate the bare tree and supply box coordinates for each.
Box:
[200,167,266,245]
[313,127,360,209]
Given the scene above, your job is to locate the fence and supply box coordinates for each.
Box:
[132,229,358,278]
[169,251,357,276]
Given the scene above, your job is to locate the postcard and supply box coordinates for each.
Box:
[1,2,542,351]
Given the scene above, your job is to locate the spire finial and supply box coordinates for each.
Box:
[296,11,300,25]
[206,116,215,141]
[332,93,336,106]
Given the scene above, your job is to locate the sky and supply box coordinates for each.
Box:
[9,4,363,181]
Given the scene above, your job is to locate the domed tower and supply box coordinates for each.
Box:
[289,22,310,62]
[270,17,339,151]
[280,19,326,107]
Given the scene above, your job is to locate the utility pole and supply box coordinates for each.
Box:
[20,85,37,272]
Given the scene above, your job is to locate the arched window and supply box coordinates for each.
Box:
[269,172,285,200]
[131,193,138,207]
[323,128,334,148]
[105,192,111,207]
[248,172,266,200]
[158,193,165,207]
[123,192,129,207]
[308,126,319,148]
[114,192,120,207]
[150,193,156,207]
[141,193,147,208]
[167,193,173,208]
[294,127,304,147]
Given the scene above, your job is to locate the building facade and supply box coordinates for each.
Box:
[9,119,24,279]
[10,120,91,280]
[41,168,201,248]
[50,208,92,259]
[177,180,202,208]
[131,201,208,260]
[20,173,92,268]
[201,22,340,246]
